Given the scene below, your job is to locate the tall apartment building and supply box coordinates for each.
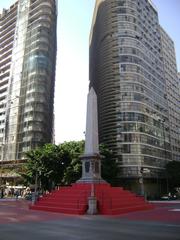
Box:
[178,72,180,139]
[0,0,57,162]
[90,0,180,195]
[160,27,180,163]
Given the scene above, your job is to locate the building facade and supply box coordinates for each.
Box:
[90,0,180,196]
[160,27,180,163]
[0,0,57,162]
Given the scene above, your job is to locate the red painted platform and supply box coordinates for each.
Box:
[30,183,153,215]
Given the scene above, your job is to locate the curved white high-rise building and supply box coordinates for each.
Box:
[90,0,180,195]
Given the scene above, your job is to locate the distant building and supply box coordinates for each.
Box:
[160,27,180,163]
[0,0,57,162]
[90,0,180,196]
[178,72,180,140]
[178,73,180,80]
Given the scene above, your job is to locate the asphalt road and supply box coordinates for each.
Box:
[0,200,180,240]
[0,215,180,240]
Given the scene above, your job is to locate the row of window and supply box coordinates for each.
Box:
[119,46,163,71]
[116,133,170,149]
[116,112,168,126]
[118,37,162,70]
[116,122,169,140]
[117,0,138,9]
[122,155,168,168]
[117,93,166,114]
[118,92,167,114]
[117,72,165,98]
[120,166,165,177]
[120,63,165,90]
[117,143,171,159]
[115,7,136,15]
[119,54,163,80]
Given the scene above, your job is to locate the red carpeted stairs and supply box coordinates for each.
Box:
[30,183,153,215]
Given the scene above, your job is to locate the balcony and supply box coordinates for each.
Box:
[0,9,17,28]
[0,78,9,88]
[0,21,16,38]
[0,71,10,81]
[0,27,15,43]
[0,35,14,48]
[0,57,11,68]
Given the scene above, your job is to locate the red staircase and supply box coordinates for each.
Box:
[30,183,153,215]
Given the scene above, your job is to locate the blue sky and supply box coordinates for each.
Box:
[153,0,180,69]
[0,0,179,143]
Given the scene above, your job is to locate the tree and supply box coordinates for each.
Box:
[100,144,118,185]
[166,161,180,192]
[63,142,118,185]
[22,140,118,190]
[22,144,70,191]
[62,140,84,184]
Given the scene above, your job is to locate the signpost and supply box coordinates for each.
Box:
[140,167,150,199]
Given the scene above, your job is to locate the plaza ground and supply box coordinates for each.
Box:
[0,199,180,240]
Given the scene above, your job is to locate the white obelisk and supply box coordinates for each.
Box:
[78,87,104,183]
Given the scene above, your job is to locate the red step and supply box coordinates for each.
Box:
[30,183,154,215]
[101,204,153,215]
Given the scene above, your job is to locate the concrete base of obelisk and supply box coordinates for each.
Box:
[77,154,106,184]
[77,154,105,214]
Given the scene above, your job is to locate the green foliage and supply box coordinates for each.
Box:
[22,140,118,190]
[23,141,84,190]
[100,144,118,184]
[166,161,180,189]
[23,144,70,190]
[63,142,118,185]
[62,141,84,185]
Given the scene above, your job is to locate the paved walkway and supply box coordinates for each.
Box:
[0,199,180,239]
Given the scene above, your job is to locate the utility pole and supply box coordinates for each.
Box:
[0,144,4,188]
[140,167,145,197]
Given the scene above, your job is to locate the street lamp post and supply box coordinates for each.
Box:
[32,170,38,205]
[140,167,150,200]
[140,167,144,197]
[0,144,5,188]
[0,164,2,188]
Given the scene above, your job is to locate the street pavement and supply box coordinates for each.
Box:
[0,199,180,240]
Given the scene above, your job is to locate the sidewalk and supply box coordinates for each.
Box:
[0,199,180,224]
